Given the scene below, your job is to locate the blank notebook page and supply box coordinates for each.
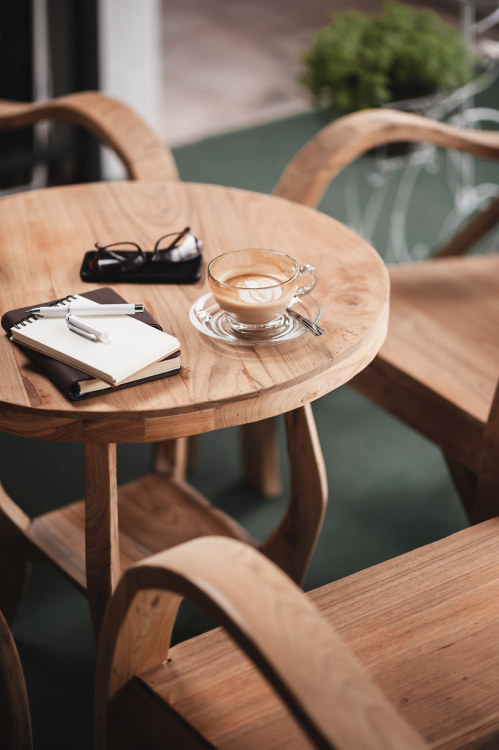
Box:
[10,295,180,385]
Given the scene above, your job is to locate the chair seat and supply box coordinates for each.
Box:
[111,518,499,750]
[353,254,499,472]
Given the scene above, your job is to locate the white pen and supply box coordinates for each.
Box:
[27,303,144,317]
[66,314,109,342]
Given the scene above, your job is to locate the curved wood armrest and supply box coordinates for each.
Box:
[0,91,178,182]
[96,536,426,750]
[275,108,499,208]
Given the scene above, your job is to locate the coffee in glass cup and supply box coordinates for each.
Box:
[207,248,317,335]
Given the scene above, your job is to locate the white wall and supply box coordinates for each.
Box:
[97,0,164,176]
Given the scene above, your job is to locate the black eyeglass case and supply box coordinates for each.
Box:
[79,250,203,284]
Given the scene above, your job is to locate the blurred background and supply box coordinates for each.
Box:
[2,0,498,181]
[1,1,498,748]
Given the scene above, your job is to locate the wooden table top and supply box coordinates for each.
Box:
[0,180,389,443]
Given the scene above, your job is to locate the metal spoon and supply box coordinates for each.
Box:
[287,307,326,336]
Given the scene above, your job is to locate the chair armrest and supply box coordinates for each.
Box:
[274,108,499,208]
[0,91,178,182]
[95,536,427,750]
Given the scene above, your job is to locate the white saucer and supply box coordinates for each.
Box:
[189,293,322,345]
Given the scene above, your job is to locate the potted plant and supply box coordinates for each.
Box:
[301,0,476,116]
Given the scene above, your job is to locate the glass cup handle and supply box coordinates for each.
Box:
[295,264,317,297]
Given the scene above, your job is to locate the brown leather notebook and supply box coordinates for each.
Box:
[1,287,181,400]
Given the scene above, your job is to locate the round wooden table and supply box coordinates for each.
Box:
[0,180,389,633]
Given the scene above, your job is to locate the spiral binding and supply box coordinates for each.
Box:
[13,295,77,329]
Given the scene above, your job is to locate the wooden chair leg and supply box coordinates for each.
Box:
[472,383,499,524]
[153,438,190,480]
[0,485,31,624]
[155,424,280,494]
[443,452,476,522]
[259,404,327,584]
[85,442,120,637]
[241,418,282,498]
[0,539,30,625]
[0,610,33,750]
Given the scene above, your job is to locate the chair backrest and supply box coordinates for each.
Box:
[0,610,32,750]
[95,535,428,750]
[273,108,499,259]
[0,91,179,189]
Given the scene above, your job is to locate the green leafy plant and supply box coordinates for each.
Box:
[302,0,475,114]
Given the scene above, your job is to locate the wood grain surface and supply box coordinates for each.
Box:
[354,254,499,472]
[0,180,389,443]
[96,536,426,750]
[100,522,499,749]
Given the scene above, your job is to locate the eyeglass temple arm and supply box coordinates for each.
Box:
[0,91,179,182]
[162,227,191,251]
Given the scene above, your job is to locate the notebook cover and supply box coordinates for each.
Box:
[1,287,181,401]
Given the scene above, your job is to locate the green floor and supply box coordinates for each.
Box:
[6,96,497,747]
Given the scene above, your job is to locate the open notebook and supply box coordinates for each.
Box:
[2,288,181,398]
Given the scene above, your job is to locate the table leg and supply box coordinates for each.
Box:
[85,442,120,636]
[259,403,328,584]
[241,418,282,497]
[153,438,190,480]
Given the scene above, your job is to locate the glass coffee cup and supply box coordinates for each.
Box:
[207,248,317,335]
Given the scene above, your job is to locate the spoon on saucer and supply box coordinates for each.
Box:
[286,307,326,336]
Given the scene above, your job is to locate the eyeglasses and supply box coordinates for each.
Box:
[88,227,203,273]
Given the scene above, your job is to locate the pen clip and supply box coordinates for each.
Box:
[66,313,109,342]
[66,320,98,342]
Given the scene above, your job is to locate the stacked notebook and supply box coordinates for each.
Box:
[1,287,181,400]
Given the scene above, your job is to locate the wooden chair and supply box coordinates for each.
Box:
[95,526,499,749]
[249,108,499,521]
[0,610,32,750]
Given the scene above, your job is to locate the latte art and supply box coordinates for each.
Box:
[211,268,293,324]
[224,273,285,304]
